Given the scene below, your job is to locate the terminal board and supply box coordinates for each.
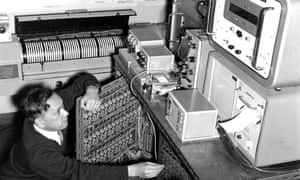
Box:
[76,77,154,164]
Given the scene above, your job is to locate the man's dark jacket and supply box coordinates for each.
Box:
[0,73,128,180]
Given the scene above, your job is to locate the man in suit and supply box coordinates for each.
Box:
[0,72,164,180]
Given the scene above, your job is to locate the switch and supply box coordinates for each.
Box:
[236,133,242,139]
[0,25,6,34]
[228,45,235,50]
[235,49,242,55]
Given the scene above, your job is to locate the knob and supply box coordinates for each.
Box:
[0,26,6,34]
[235,49,242,55]
[188,56,195,62]
[228,45,235,50]
[236,30,243,38]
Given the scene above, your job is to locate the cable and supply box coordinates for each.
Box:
[145,112,158,161]
[129,69,172,98]
[217,105,245,123]
[129,70,147,98]
[128,69,174,161]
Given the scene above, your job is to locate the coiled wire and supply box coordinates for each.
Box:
[22,35,124,64]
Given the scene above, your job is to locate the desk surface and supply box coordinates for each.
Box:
[114,51,300,180]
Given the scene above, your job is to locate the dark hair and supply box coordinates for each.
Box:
[23,86,54,122]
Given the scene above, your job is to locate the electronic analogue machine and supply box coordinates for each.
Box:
[203,51,300,167]
[0,10,132,114]
[0,0,168,114]
[210,0,300,88]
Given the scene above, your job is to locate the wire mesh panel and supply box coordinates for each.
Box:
[76,77,154,164]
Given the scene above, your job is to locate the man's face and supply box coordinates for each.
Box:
[38,93,69,131]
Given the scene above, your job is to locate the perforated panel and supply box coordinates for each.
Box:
[76,77,154,164]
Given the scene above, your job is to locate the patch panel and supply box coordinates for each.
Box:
[76,77,155,164]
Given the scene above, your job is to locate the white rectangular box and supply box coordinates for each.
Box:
[166,89,218,143]
[128,28,164,53]
[140,45,174,73]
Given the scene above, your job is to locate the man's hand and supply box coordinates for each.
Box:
[128,162,164,178]
[80,85,101,111]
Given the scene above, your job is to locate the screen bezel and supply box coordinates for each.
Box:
[224,0,262,36]
[229,3,258,25]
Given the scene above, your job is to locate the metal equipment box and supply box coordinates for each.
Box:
[140,45,175,73]
[166,89,218,143]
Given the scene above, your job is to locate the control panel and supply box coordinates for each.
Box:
[211,0,281,79]
[177,29,213,89]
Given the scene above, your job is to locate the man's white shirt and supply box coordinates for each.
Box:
[33,125,62,145]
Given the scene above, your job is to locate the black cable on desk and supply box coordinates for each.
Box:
[145,112,158,161]
[217,124,300,175]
